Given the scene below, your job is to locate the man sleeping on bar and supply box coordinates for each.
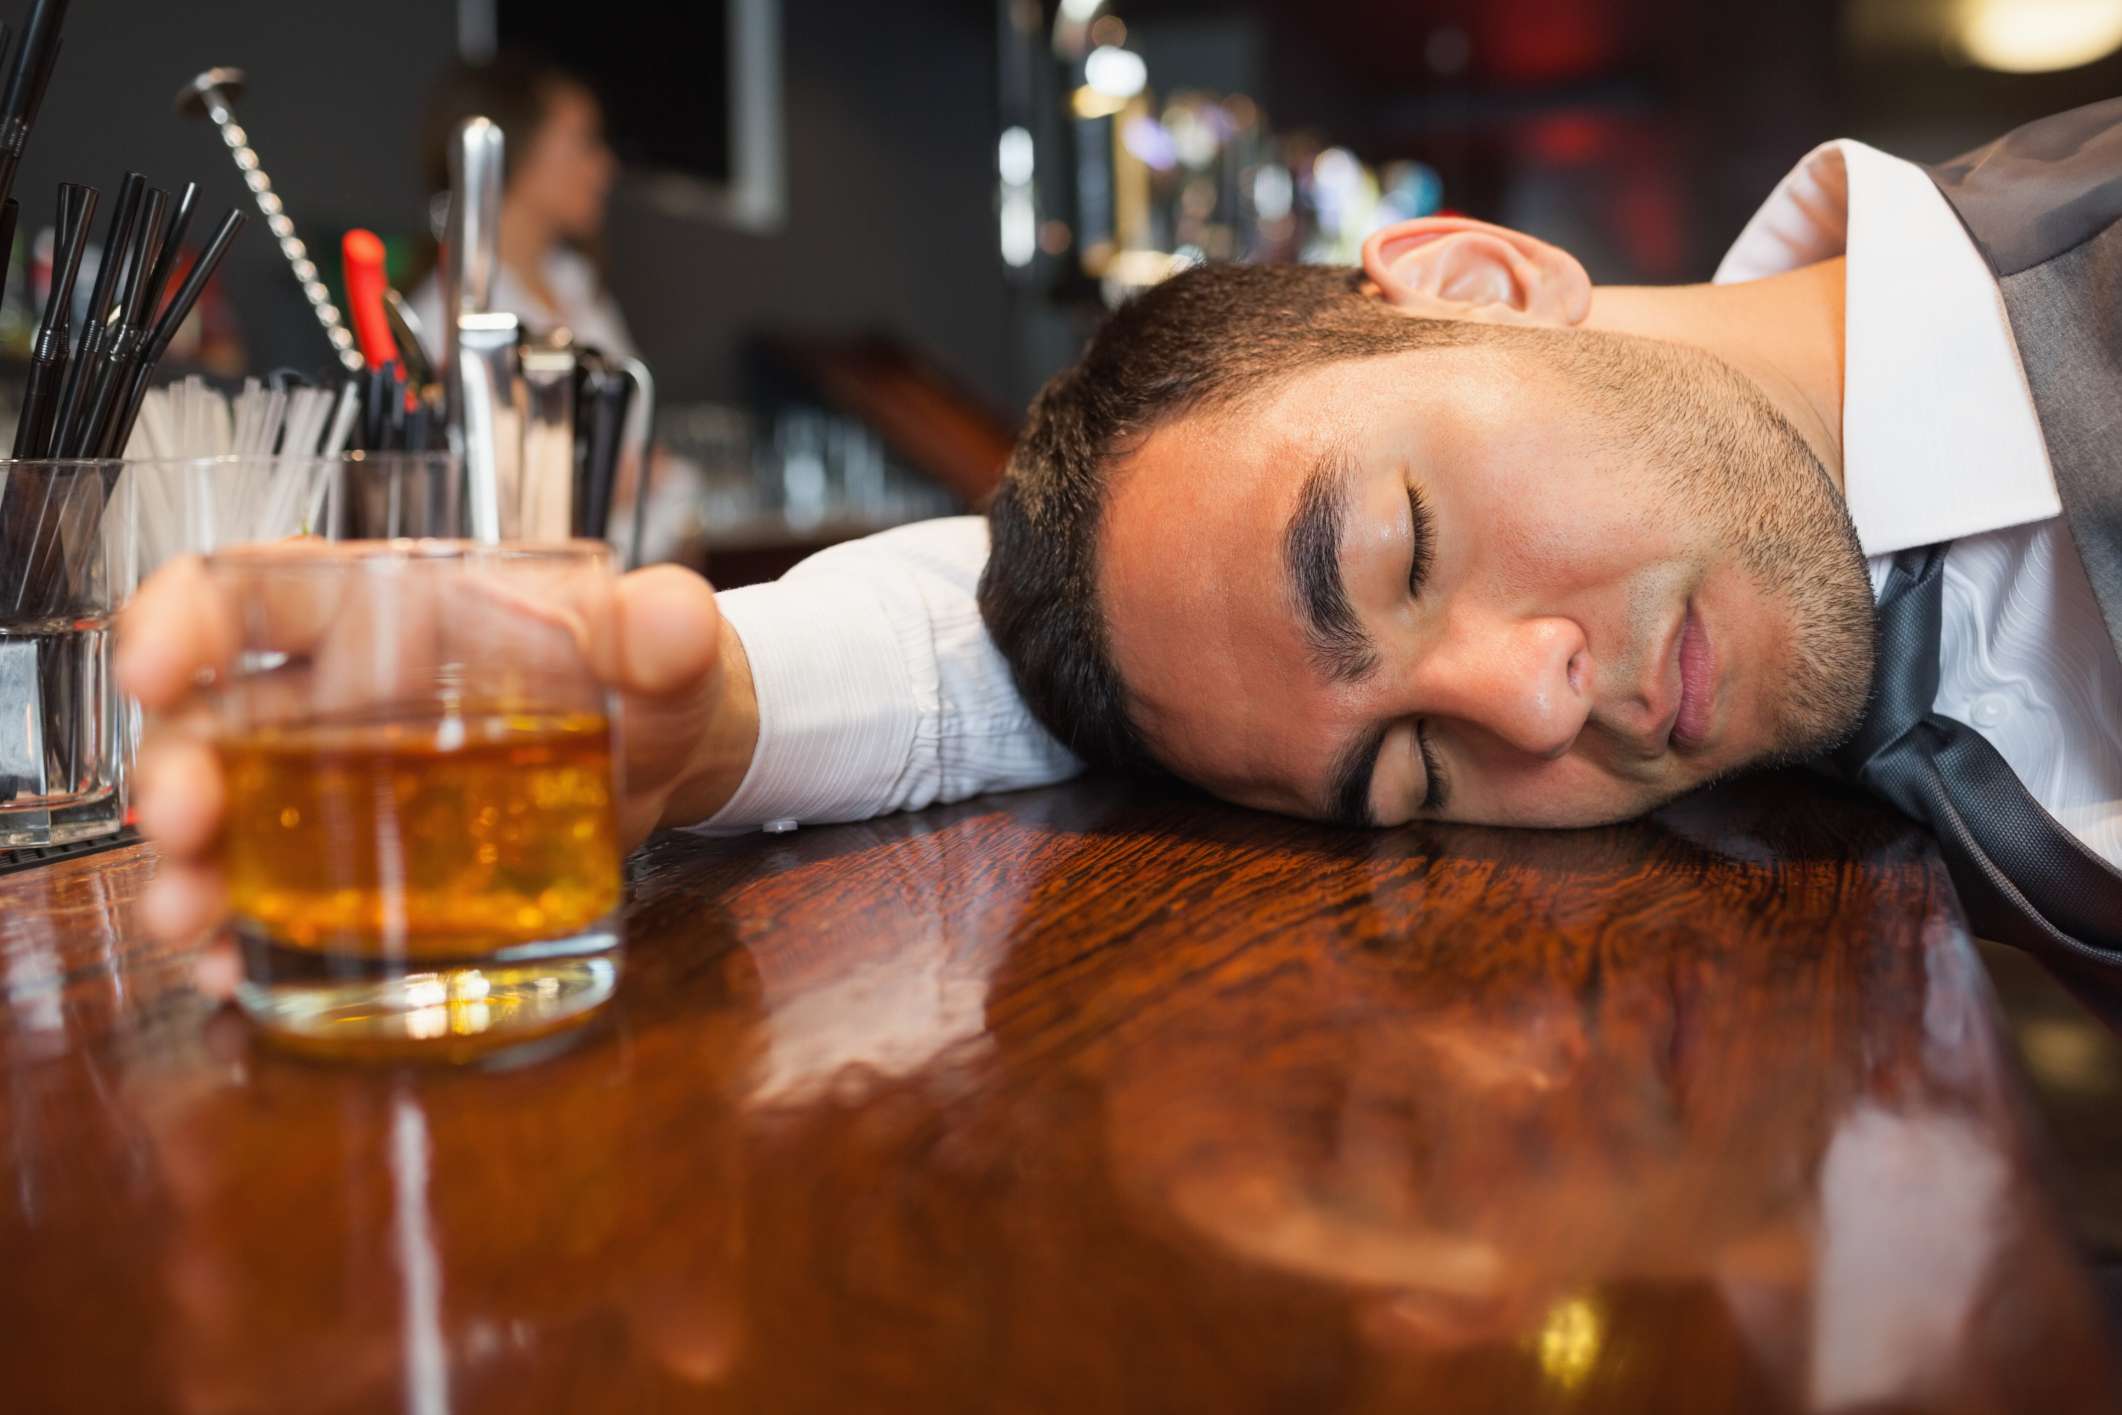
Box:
[121,102,2122,977]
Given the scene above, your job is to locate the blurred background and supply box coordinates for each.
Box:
[3,0,2119,582]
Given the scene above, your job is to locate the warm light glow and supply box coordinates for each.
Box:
[1071,85,1130,120]
[2019,1017,2110,1088]
[998,126,1035,185]
[1085,44,1149,99]
[1958,0,2122,71]
[403,973,448,1010]
[401,968,501,1038]
[1534,1296,1604,1389]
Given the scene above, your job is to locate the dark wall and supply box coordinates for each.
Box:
[9,0,1013,412]
[10,0,454,376]
[609,0,1010,410]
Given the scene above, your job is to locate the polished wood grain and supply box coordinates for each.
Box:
[1,772,2116,1413]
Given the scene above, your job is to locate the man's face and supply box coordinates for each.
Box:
[1098,328,1876,828]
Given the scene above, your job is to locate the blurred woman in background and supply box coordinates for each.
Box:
[408,51,636,360]
[411,52,699,562]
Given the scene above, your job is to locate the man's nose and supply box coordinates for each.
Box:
[1418,614,1590,760]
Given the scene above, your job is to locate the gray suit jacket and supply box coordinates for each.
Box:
[1927,101,2122,671]
[1910,104,2122,971]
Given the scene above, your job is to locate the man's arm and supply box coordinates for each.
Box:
[117,518,1073,951]
[683,516,1083,832]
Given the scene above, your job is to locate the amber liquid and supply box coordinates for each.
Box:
[221,709,621,959]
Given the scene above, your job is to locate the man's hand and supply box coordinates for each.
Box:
[116,555,760,959]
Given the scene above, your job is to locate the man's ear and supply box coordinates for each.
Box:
[1361,217,1591,327]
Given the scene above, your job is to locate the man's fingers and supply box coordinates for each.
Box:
[140,858,228,947]
[121,551,712,721]
[114,557,239,710]
[122,542,391,715]
[193,941,241,1003]
[612,565,724,698]
[133,736,226,859]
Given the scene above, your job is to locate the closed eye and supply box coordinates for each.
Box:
[1417,721,1450,813]
[1407,484,1435,599]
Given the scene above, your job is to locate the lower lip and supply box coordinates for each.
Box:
[1672,605,1714,750]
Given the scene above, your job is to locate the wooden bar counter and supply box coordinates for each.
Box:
[2,772,2117,1413]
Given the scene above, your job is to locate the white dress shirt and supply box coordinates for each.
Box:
[710,138,2122,868]
[705,518,1078,830]
[1721,139,2122,867]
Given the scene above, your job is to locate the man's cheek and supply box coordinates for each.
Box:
[1463,757,1650,829]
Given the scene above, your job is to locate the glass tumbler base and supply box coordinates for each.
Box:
[234,923,621,1063]
[0,792,123,848]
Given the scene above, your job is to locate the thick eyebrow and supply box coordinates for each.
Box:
[1327,722,1389,829]
[1283,446,1380,683]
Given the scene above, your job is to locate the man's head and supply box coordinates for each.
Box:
[979,217,1875,829]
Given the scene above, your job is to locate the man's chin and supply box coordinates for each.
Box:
[1756,678,1876,774]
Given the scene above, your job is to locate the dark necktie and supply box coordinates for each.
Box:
[1834,544,2122,969]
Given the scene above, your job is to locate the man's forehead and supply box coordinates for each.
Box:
[1187,360,1381,450]
[1095,368,1381,806]
[1107,365,1362,519]
[1099,407,1311,635]
[1109,342,1491,485]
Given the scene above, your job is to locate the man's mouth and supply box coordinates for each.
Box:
[1671,603,1714,752]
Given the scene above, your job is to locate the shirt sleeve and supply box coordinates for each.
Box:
[697,515,1083,832]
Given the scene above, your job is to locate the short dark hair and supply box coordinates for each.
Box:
[978,262,1480,775]
[418,51,586,201]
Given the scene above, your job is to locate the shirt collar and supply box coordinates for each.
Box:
[1714,139,2060,558]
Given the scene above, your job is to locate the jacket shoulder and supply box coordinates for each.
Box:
[1926,101,2122,275]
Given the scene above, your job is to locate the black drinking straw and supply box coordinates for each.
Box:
[0,0,87,617]
[0,0,67,210]
[76,185,168,458]
[24,205,243,620]
[0,192,42,614]
[48,171,142,457]
[0,195,16,290]
[142,207,248,359]
[107,207,248,456]
[15,181,95,457]
[48,171,141,447]
[134,179,194,329]
[96,182,193,456]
